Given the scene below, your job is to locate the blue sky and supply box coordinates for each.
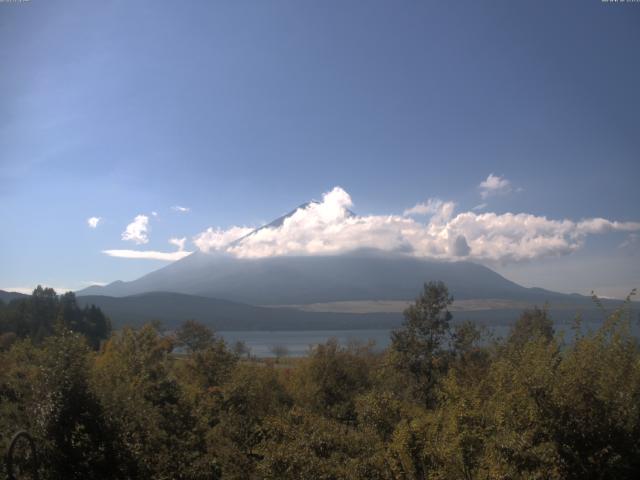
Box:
[1,0,638,298]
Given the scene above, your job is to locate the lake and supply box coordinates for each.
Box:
[219,329,393,358]
[219,319,639,358]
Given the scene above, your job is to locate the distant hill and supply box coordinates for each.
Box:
[4,288,628,332]
[76,291,403,331]
[75,291,626,332]
[0,290,29,303]
[77,249,591,306]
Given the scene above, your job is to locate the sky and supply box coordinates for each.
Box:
[1,0,639,298]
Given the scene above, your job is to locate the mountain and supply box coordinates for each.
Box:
[78,203,594,308]
[78,249,589,306]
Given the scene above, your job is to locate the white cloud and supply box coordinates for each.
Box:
[102,249,191,261]
[193,226,254,253]
[479,174,512,199]
[169,237,187,251]
[472,203,488,211]
[151,211,158,217]
[87,216,102,228]
[121,214,150,244]
[103,238,192,261]
[172,205,190,213]
[192,186,640,264]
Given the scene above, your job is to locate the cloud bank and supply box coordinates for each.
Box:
[193,186,640,264]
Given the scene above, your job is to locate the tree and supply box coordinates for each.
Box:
[30,330,117,479]
[269,344,289,362]
[211,365,291,479]
[28,286,58,342]
[176,319,215,352]
[389,281,453,407]
[508,306,554,348]
[256,407,389,480]
[56,292,111,349]
[233,340,251,359]
[91,325,216,479]
[289,338,374,423]
[0,288,110,349]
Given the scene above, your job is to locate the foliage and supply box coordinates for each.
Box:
[1,285,640,479]
[389,281,453,406]
[289,338,375,423]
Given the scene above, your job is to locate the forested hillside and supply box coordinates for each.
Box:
[1,283,639,479]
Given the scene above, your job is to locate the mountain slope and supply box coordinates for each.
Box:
[78,249,587,306]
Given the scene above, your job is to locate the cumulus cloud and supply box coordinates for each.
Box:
[192,186,640,264]
[103,239,192,261]
[479,174,512,199]
[121,215,150,244]
[172,205,190,213]
[87,216,101,228]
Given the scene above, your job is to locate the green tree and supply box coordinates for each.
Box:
[270,344,289,362]
[389,281,453,406]
[0,288,110,349]
[211,364,291,479]
[92,325,216,479]
[508,306,554,348]
[56,292,111,349]
[257,407,389,480]
[289,338,374,424]
[176,319,215,353]
[30,330,117,479]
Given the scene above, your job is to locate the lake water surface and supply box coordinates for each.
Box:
[220,319,639,358]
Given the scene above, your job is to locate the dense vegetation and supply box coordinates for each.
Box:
[0,286,111,350]
[1,283,639,479]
